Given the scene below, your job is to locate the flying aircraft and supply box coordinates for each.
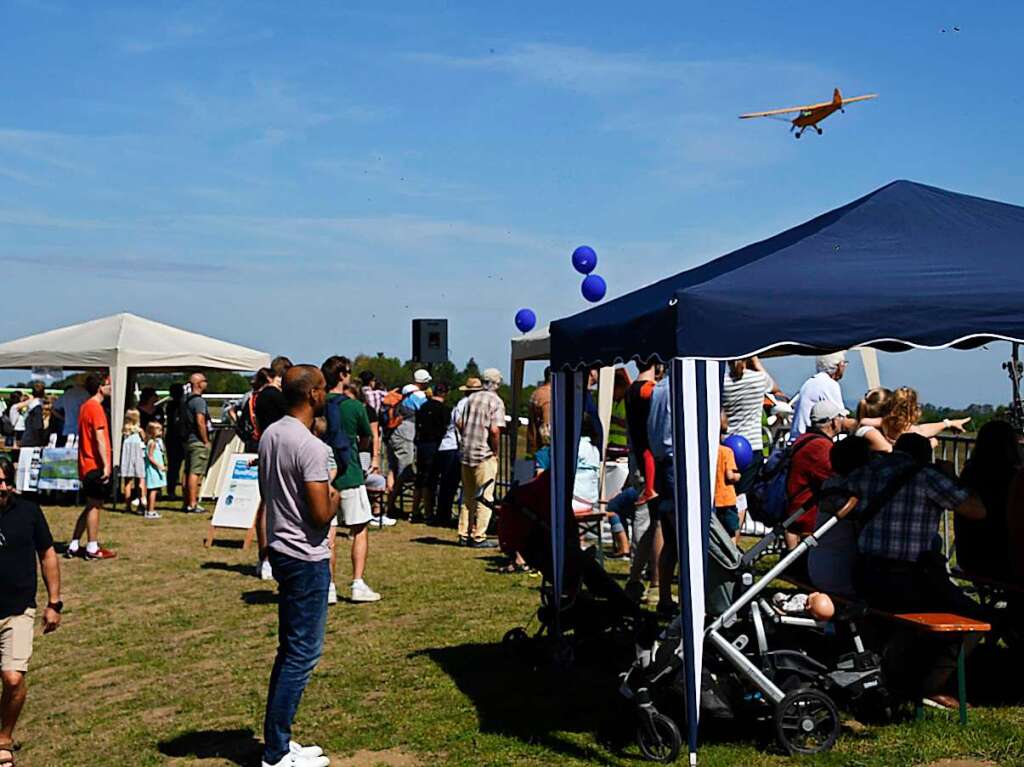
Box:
[739,88,878,138]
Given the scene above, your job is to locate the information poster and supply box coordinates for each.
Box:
[210,453,261,530]
[37,447,80,491]
[15,448,42,493]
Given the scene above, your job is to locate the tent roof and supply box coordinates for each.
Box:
[511,324,551,363]
[551,180,1024,369]
[0,312,270,371]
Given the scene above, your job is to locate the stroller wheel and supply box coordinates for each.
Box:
[636,712,682,763]
[774,688,840,755]
[502,627,531,660]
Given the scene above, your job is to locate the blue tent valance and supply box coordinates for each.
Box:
[551,180,1024,369]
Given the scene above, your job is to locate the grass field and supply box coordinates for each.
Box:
[12,500,1024,766]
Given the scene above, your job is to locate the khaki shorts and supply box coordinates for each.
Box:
[186,441,211,477]
[338,486,373,527]
[0,608,35,673]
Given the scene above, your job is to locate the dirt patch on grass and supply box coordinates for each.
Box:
[333,748,421,766]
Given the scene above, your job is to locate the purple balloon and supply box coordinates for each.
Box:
[722,434,754,471]
[514,308,537,333]
[581,274,607,303]
[572,245,598,275]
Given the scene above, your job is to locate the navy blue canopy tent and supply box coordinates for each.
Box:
[546,180,1024,764]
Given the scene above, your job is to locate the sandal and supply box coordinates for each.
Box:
[0,739,14,767]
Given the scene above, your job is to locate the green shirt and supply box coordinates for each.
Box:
[328,393,372,490]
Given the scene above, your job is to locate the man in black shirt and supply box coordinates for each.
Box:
[0,458,62,761]
[413,383,452,524]
[164,383,185,499]
[254,356,292,580]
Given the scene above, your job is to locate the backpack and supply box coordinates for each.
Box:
[0,411,13,438]
[379,389,405,433]
[177,394,203,442]
[322,395,354,472]
[233,392,257,444]
[747,433,829,526]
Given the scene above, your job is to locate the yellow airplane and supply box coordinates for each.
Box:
[739,88,878,138]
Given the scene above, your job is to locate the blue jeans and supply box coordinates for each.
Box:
[263,550,330,763]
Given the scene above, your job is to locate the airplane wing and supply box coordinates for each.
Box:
[738,101,832,119]
[840,93,879,106]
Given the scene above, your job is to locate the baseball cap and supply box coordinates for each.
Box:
[414,369,432,385]
[482,368,502,385]
[810,400,849,425]
[815,351,847,374]
[401,384,419,396]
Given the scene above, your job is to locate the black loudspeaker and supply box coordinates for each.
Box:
[412,319,448,363]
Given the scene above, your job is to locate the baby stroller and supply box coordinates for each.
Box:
[497,471,647,666]
[621,498,887,760]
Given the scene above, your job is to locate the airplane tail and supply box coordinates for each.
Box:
[833,87,842,105]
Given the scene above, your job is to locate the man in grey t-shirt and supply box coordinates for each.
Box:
[257,365,333,767]
[182,373,211,514]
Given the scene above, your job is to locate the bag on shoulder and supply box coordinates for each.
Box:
[323,395,354,471]
[379,389,404,433]
[0,411,14,438]
[233,392,257,444]
[747,433,828,526]
[177,393,202,442]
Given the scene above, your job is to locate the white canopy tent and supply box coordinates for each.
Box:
[0,313,270,468]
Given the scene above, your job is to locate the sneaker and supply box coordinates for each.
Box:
[351,581,382,603]
[64,546,81,559]
[259,559,274,581]
[327,582,338,605]
[469,538,497,549]
[457,536,469,547]
[84,546,117,560]
[184,505,206,515]
[290,740,325,759]
[144,510,162,520]
[371,515,397,528]
[262,754,330,767]
[130,497,142,509]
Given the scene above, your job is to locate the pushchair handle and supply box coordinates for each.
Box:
[833,496,860,521]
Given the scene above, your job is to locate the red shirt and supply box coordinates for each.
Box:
[785,432,833,535]
[77,398,110,478]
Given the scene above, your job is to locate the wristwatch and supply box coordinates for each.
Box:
[47,600,63,614]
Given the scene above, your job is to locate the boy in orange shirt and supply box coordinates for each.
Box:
[715,411,742,541]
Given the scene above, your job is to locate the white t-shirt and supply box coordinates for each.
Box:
[722,370,772,452]
[440,397,467,452]
[789,372,844,441]
[572,436,602,506]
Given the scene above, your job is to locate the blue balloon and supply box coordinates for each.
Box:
[572,245,598,275]
[514,308,537,333]
[581,274,607,303]
[722,434,754,472]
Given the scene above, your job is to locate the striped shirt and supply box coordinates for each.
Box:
[456,390,506,467]
[722,370,771,452]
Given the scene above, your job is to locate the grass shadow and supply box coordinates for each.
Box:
[202,561,256,576]
[241,590,278,605]
[209,538,246,550]
[417,641,626,763]
[410,536,462,547]
[158,727,261,766]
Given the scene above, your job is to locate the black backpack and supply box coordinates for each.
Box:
[232,393,257,444]
[177,394,203,442]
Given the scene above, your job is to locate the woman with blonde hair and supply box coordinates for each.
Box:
[120,409,148,513]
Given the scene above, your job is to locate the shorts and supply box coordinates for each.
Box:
[386,435,415,482]
[338,486,373,527]
[364,473,386,493]
[81,469,111,501]
[715,506,739,537]
[186,441,211,477]
[0,608,35,673]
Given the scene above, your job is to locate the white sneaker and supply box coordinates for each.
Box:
[130,497,141,509]
[350,581,382,603]
[291,740,325,758]
[259,559,274,581]
[262,755,330,767]
[144,510,162,520]
[327,582,338,605]
[372,515,397,527]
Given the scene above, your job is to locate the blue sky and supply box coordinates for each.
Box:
[1,0,1019,406]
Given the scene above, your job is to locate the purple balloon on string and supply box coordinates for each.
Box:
[514,308,537,333]
[581,274,607,303]
[572,245,598,275]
